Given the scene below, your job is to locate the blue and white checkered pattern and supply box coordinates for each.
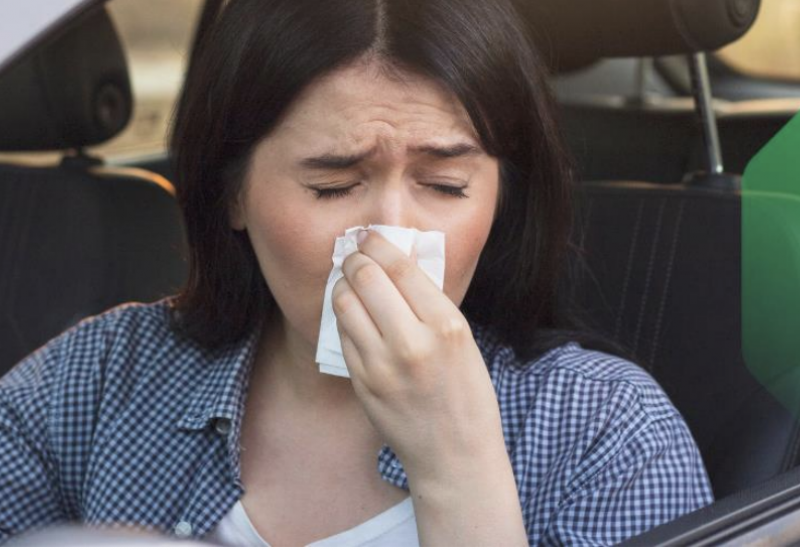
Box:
[0,298,712,546]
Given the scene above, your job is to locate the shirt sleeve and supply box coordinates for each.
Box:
[0,336,71,543]
[0,307,114,544]
[539,414,713,546]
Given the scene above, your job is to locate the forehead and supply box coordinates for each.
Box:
[270,59,479,151]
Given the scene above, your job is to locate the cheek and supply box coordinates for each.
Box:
[260,225,327,288]
[441,208,497,306]
[443,225,492,304]
[441,168,499,304]
[244,194,339,339]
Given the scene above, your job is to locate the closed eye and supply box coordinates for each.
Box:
[311,183,469,200]
[312,184,358,200]
[427,184,469,199]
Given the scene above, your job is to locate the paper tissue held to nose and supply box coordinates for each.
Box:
[316,225,446,378]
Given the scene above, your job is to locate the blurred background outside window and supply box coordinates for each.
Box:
[93,0,201,159]
[716,0,800,82]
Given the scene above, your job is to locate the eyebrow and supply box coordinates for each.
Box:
[298,142,482,170]
[409,143,482,159]
[299,148,376,170]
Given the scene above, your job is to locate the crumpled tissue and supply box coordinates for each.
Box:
[316,224,446,378]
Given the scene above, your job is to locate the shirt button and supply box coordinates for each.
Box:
[214,418,232,436]
[174,520,193,538]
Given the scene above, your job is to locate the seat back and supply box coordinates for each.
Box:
[0,7,188,374]
[575,181,800,498]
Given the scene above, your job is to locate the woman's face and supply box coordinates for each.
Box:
[231,58,500,349]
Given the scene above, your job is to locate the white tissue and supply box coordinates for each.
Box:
[316,225,446,378]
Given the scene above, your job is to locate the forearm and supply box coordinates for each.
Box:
[409,447,529,547]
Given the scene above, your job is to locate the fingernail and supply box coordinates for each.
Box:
[357,229,369,245]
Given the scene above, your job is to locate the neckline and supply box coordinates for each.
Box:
[236,496,414,547]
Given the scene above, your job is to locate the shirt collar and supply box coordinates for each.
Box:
[176,320,263,432]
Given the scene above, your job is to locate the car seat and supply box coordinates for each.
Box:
[0,6,188,374]
[516,0,800,499]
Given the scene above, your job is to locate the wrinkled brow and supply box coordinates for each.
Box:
[299,142,482,170]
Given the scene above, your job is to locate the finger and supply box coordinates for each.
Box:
[356,229,458,325]
[337,321,366,379]
[331,277,382,362]
[340,250,423,339]
[338,332,375,404]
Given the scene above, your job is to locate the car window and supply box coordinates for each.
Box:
[716,0,800,82]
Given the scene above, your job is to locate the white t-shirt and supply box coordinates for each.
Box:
[205,497,419,547]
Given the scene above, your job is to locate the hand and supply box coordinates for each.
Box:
[331,229,508,485]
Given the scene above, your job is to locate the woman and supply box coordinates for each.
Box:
[0,0,712,546]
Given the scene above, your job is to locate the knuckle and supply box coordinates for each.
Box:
[352,263,381,288]
[435,317,468,341]
[396,337,425,365]
[332,286,357,315]
[385,257,415,281]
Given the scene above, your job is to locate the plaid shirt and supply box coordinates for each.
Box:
[0,298,712,546]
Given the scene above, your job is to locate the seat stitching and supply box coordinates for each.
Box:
[578,197,617,319]
[633,199,666,363]
[649,199,685,370]
[615,200,644,343]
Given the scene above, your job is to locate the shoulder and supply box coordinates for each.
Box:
[472,323,679,426]
[2,298,180,387]
[0,299,225,533]
[471,322,703,482]
[0,298,188,439]
[472,324,713,539]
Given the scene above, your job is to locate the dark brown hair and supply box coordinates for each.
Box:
[169,0,617,361]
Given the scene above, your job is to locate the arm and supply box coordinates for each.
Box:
[0,415,67,543]
[409,439,528,547]
[333,230,529,545]
[0,343,70,543]
[541,416,713,546]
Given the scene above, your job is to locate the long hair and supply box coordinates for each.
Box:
[169,0,626,361]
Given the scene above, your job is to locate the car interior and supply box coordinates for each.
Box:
[2,0,800,544]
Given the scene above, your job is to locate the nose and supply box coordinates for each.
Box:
[364,177,419,229]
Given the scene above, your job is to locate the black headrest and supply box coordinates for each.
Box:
[515,0,761,72]
[0,6,132,151]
